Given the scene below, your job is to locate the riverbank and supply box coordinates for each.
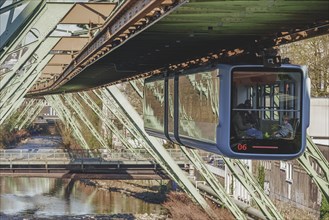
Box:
[86,179,234,220]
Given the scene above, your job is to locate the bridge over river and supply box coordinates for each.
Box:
[0,148,196,180]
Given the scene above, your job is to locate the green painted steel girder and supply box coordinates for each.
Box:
[0,0,44,50]
[79,90,140,155]
[18,99,45,130]
[46,95,90,150]
[63,93,109,149]
[106,85,217,218]
[298,136,329,201]
[1,38,59,107]
[10,98,36,130]
[180,146,247,219]
[223,157,284,220]
[0,52,55,125]
[0,2,74,95]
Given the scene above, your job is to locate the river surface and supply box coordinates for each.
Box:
[0,136,167,219]
[0,177,166,219]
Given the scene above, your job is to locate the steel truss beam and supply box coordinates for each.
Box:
[0,51,55,125]
[180,146,246,219]
[129,79,257,219]
[298,136,329,201]
[0,2,72,62]
[129,78,144,98]
[78,91,139,155]
[62,93,108,149]
[98,88,166,161]
[223,158,283,220]
[0,0,44,50]
[0,3,73,94]
[10,99,36,130]
[45,95,90,150]
[17,99,45,130]
[104,85,217,219]
[1,37,60,106]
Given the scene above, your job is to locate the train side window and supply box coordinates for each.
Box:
[178,70,219,144]
[143,77,165,137]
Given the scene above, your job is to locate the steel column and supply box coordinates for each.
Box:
[63,93,109,149]
[298,136,329,201]
[105,85,217,219]
[46,95,90,150]
[180,146,246,220]
[223,158,283,220]
[17,99,44,130]
[10,99,36,130]
[78,91,141,155]
[129,78,144,98]
[0,0,44,50]
[0,53,54,125]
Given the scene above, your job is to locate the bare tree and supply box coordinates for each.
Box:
[280,35,329,97]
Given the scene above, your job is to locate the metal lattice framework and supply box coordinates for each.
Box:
[45,95,90,150]
[180,146,247,219]
[102,86,217,218]
[0,1,75,125]
[63,93,109,149]
[17,99,45,130]
[298,136,329,201]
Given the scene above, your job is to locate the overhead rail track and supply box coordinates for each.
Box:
[22,0,329,96]
[28,0,185,95]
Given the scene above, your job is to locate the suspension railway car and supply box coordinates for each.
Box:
[143,64,310,160]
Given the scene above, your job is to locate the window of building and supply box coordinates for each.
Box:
[286,163,293,183]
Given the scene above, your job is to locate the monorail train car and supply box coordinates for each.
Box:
[143,64,310,160]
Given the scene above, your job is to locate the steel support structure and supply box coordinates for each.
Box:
[10,99,36,130]
[298,136,329,201]
[131,79,283,219]
[78,91,141,155]
[45,95,90,150]
[130,79,246,219]
[223,157,283,220]
[180,146,247,219]
[0,38,59,125]
[98,87,171,163]
[0,39,58,105]
[129,78,144,98]
[17,99,45,130]
[0,3,73,88]
[104,86,216,218]
[62,94,109,149]
[0,0,44,50]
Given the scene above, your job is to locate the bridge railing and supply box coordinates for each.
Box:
[0,148,190,164]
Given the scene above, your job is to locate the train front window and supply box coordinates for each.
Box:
[230,67,303,154]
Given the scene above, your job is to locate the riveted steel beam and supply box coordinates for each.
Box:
[223,158,283,220]
[18,99,45,130]
[0,52,54,125]
[0,3,74,90]
[46,95,90,150]
[298,136,329,201]
[1,38,60,108]
[10,98,36,130]
[63,93,109,149]
[79,91,141,155]
[0,0,44,50]
[105,85,217,219]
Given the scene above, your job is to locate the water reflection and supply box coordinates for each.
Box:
[0,177,165,217]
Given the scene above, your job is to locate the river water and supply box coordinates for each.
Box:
[0,177,166,219]
[0,136,167,219]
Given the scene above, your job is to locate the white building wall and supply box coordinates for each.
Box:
[308,98,329,145]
